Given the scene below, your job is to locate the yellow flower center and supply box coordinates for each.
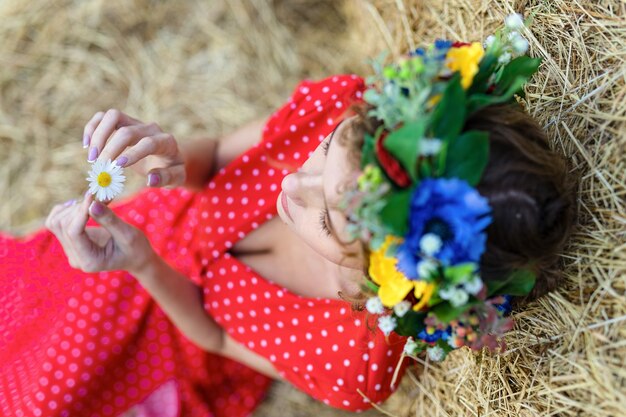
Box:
[97,172,112,187]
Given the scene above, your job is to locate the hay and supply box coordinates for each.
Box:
[1,0,624,416]
[342,0,626,416]
[0,0,363,234]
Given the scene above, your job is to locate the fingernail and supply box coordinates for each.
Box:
[87,147,98,162]
[82,134,90,149]
[84,190,92,199]
[115,156,128,167]
[64,199,77,207]
[147,173,160,187]
[89,201,104,216]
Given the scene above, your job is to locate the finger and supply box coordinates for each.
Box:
[85,226,112,248]
[48,197,87,269]
[89,200,139,251]
[45,199,78,231]
[63,193,100,270]
[82,111,105,149]
[99,124,162,167]
[88,109,141,163]
[147,164,186,189]
[119,133,179,169]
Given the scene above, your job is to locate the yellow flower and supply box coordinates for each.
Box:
[369,235,435,309]
[445,42,485,89]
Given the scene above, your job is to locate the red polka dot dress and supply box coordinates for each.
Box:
[0,74,409,417]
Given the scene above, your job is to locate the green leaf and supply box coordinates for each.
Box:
[432,301,474,323]
[486,268,537,296]
[379,188,413,236]
[443,130,490,185]
[443,263,478,285]
[361,132,378,168]
[494,56,542,96]
[394,310,426,337]
[383,120,426,180]
[430,74,466,140]
[364,279,380,293]
[468,52,499,94]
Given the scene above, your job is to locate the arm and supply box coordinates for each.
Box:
[133,253,281,379]
[132,254,224,352]
[181,118,268,191]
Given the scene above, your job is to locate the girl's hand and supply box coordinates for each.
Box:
[83,109,185,189]
[45,192,156,275]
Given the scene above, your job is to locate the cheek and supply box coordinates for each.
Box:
[292,211,345,262]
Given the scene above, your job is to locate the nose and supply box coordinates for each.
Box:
[281,171,324,208]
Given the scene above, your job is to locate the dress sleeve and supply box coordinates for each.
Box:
[204,257,409,413]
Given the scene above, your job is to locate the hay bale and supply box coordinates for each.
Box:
[342,0,625,416]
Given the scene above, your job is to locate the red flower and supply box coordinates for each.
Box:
[452,41,471,48]
[375,130,412,188]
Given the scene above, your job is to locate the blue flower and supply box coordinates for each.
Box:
[417,327,451,343]
[397,178,492,279]
[411,39,452,60]
[495,295,513,316]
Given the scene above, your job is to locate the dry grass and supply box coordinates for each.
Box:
[1,0,624,416]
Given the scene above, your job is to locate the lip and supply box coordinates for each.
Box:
[280,192,294,222]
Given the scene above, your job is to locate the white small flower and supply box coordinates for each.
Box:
[463,275,483,295]
[483,34,496,49]
[417,259,438,278]
[403,337,417,355]
[511,36,529,55]
[366,296,385,315]
[419,233,442,256]
[449,288,469,307]
[419,138,443,156]
[86,159,126,201]
[505,13,525,30]
[393,300,412,317]
[439,287,469,307]
[498,52,512,65]
[438,286,454,300]
[427,345,445,362]
[448,335,461,348]
[377,315,397,336]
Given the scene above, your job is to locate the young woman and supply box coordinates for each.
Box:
[0,30,577,417]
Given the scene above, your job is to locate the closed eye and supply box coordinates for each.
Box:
[321,139,331,155]
[319,208,331,236]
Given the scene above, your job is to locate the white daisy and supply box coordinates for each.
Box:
[86,159,126,201]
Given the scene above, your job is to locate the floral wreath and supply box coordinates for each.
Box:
[343,14,542,362]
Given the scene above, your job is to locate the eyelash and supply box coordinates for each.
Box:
[321,140,331,155]
[319,209,331,237]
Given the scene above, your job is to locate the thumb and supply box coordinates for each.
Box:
[89,200,135,248]
[147,165,186,189]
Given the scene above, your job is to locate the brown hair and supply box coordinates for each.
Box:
[339,102,578,305]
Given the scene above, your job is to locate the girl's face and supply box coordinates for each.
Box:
[276,117,365,270]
